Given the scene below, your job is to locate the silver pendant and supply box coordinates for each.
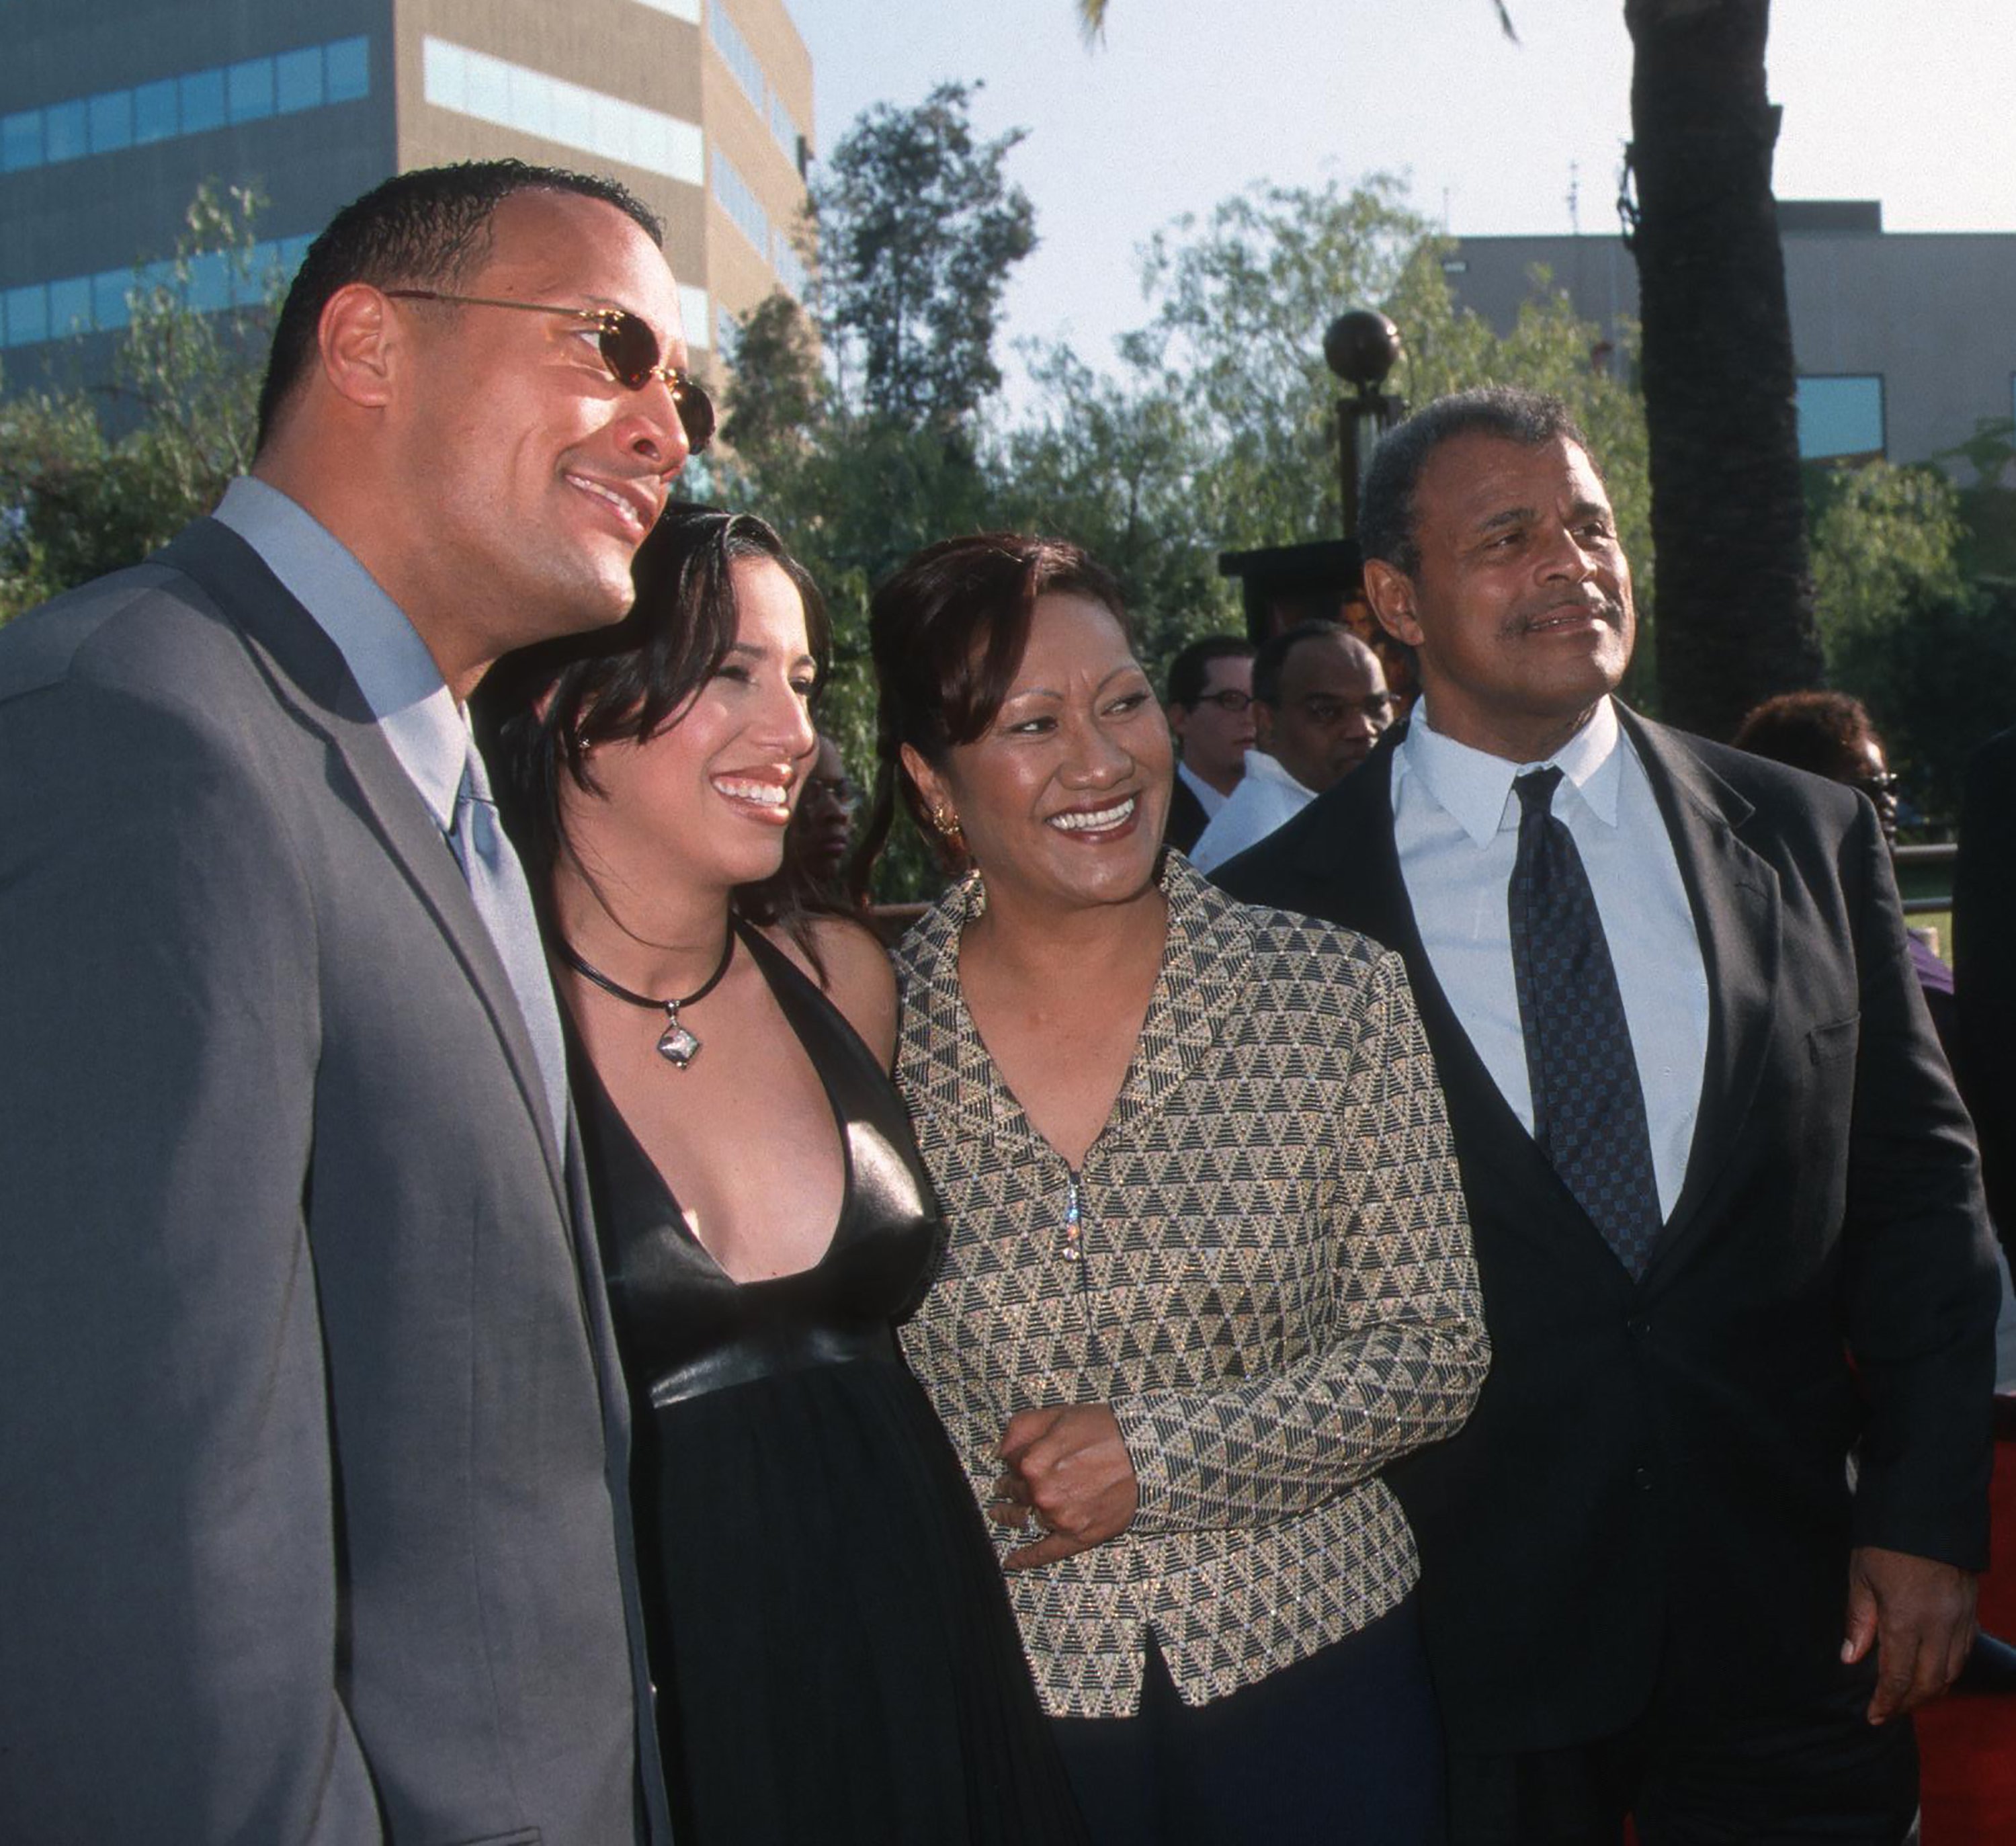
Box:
[657,1005,702,1068]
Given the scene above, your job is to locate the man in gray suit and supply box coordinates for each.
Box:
[0,161,709,1841]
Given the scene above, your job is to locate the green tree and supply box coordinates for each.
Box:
[1802,458,1994,822]
[1119,173,1431,550]
[1806,460,1965,662]
[814,80,1036,436]
[1,183,280,621]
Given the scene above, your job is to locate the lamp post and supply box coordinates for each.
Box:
[1325,309,1406,538]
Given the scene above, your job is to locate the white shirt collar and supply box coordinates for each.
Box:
[1398,697,1625,847]
[1240,747,1317,800]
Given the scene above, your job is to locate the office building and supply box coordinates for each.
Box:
[1,0,813,387]
[1443,202,2016,474]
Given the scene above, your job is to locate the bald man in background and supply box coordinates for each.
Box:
[1190,620,1391,871]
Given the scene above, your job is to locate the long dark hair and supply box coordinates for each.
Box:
[851,531,1129,900]
[482,501,836,949]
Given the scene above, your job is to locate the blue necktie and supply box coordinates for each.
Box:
[1507,767,1663,1277]
[450,739,569,1150]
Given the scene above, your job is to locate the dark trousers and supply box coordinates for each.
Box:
[1446,1662,1920,1846]
[1050,1595,1445,1845]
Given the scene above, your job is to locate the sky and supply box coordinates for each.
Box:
[785,0,2016,389]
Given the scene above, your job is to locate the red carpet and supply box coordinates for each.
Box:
[1917,1426,2016,1843]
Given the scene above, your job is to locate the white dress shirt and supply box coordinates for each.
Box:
[1392,699,1709,1219]
[1190,750,1316,872]
[1177,759,1232,823]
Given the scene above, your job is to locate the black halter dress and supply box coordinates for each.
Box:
[574,922,1087,1846]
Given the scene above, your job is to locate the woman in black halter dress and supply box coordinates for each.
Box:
[485,507,1085,1846]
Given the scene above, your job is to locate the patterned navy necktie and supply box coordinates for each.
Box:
[1507,767,1663,1277]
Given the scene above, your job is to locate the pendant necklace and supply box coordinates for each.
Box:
[558,928,736,1068]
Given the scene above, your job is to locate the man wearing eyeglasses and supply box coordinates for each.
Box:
[1163,635,1257,853]
[0,162,703,1842]
[1189,620,1391,872]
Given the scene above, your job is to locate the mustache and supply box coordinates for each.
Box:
[1503,593,1629,638]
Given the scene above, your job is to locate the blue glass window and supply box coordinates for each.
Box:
[179,69,226,134]
[1,110,39,173]
[133,79,178,145]
[5,286,48,347]
[325,38,369,103]
[185,252,229,314]
[43,99,87,163]
[1796,376,1886,461]
[92,271,132,332]
[88,90,132,155]
[47,277,91,336]
[227,58,275,124]
[274,47,323,114]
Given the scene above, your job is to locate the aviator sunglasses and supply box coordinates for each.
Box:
[383,289,716,452]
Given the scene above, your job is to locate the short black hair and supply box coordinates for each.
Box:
[1253,620,1345,709]
[1359,386,1596,579]
[256,159,663,451]
[1165,635,1255,710]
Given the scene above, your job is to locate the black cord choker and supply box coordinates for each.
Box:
[558,929,736,1069]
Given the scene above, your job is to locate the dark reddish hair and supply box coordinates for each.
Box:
[1732,689,1877,784]
[851,532,1129,896]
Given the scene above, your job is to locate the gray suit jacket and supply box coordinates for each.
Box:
[0,521,667,1844]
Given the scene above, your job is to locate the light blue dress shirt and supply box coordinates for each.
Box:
[214,477,467,829]
[212,476,567,1147]
[1392,698,1709,1220]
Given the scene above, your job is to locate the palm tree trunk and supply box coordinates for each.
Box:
[1626,0,1822,738]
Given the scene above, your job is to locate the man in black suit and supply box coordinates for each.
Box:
[1218,386,1997,1843]
[1954,725,2016,1268]
[0,163,704,1840]
[1163,634,1255,851]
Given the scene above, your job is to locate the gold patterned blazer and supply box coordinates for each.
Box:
[892,853,1488,1718]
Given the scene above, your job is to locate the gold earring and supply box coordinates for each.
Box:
[930,803,962,838]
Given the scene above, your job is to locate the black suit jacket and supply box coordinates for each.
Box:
[1954,724,2016,1261]
[1217,707,1998,1753]
[1165,769,1211,853]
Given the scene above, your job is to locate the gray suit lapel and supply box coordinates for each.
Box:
[157,521,571,1216]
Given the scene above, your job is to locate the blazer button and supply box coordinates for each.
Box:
[1627,1316,1649,1338]
[1634,1465,1654,1492]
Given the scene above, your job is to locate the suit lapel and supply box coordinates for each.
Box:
[1621,712,1782,1277]
[157,521,571,1215]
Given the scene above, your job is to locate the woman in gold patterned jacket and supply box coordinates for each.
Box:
[852,532,1489,1846]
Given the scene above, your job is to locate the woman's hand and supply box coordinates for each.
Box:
[988,1404,1138,1570]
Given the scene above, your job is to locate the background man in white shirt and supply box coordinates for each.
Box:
[1218,386,1997,1845]
[1190,620,1389,871]
[1163,634,1256,851]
